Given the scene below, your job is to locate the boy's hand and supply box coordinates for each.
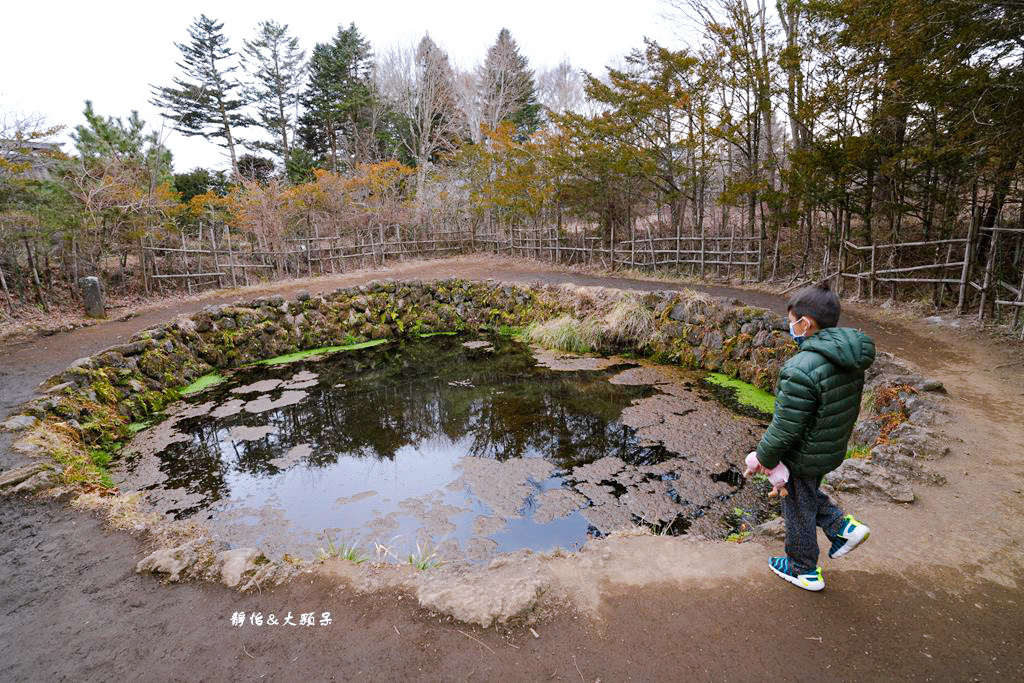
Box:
[744,451,789,498]
[742,451,766,478]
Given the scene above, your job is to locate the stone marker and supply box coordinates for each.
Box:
[79,276,105,318]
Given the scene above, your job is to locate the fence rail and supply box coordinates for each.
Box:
[142,218,1023,337]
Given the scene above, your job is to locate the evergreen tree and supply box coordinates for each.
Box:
[242,20,306,165]
[296,23,374,171]
[479,28,541,137]
[173,167,229,203]
[71,100,172,186]
[150,14,248,176]
[237,153,276,184]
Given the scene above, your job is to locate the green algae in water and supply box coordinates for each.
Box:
[704,373,775,417]
[179,372,227,396]
[257,339,390,366]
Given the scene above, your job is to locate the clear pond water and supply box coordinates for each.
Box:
[121,335,757,563]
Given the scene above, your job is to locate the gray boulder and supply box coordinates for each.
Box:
[0,462,54,490]
[215,548,263,588]
[416,567,548,627]
[0,415,39,432]
[136,542,198,582]
[827,458,915,503]
[79,276,106,318]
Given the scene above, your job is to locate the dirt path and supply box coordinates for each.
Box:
[2,255,1023,680]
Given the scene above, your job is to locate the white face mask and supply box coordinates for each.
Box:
[789,317,808,345]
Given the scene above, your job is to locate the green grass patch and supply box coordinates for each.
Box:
[407,540,444,570]
[257,339,390,366]
[846,444,871,459]
[128,420,154,434]
[704,373,775,416]
[416,331,457,338]
[179,372,227,396]
[315,539,368,564]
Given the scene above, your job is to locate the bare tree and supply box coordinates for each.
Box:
[537,60,585,119]
[454,68,484,143]
[377,35,465,193]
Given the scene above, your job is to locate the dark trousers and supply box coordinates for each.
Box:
[781,475,846,572]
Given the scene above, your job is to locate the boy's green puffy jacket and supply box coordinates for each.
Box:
[755,327,875,478]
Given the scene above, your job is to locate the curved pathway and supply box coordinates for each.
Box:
[1,255,1022,680]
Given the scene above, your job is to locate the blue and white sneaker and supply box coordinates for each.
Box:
[769,556,825,591]
[829,514,870,559]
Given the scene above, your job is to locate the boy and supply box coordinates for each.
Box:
[746,282,875,591]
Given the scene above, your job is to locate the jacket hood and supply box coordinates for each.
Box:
[801,327,875,370]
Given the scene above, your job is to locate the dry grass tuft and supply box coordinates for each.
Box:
[72,491,161,532]
[525,315,604,354]
[603,296,657,349]
[676,288,715,317]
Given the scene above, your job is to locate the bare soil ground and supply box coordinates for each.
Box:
[2,255,1023,681]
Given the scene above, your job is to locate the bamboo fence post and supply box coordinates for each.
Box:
[139,236,149,295]
[647,227,655,271]
[869,243,876,303]
[937,242,953,308]
[149,238,163,294]
[699,230,706,278]
[0,261,13,313]
[181,230,192,295]
[728,225,736,280]
[210,221,223,289]
[957,219,976,313]
[609,221,615,271]
[837,239,846,297]
[1012,259,1024,334]
[856,246,863,300]
[224,225,237,288]
[978,230,999,320]
[305,223,313,277]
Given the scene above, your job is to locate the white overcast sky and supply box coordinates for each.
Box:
[2,0,683,172]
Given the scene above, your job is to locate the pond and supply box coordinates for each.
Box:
[118,335,767,564]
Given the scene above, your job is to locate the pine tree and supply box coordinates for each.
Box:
[150,14,248,176]
[242,20,306,165]
[71,101,172,185]
[296,23,374,172]
[479,28,541,137]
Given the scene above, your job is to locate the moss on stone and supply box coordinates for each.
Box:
[704,372,776,416]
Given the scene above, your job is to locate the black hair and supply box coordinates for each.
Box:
[787,281,840,329]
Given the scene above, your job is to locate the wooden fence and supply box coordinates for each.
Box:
[143,218,1023,337]
[836,225,1024,339]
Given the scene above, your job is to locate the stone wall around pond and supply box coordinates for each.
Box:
[3,278,948,509]
[11,280,797,445]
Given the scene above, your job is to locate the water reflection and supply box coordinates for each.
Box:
[150,336,664,520]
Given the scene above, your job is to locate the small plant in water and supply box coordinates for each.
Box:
[407,540,443,570]
[373,536,401,562]
[315,538,368,564]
